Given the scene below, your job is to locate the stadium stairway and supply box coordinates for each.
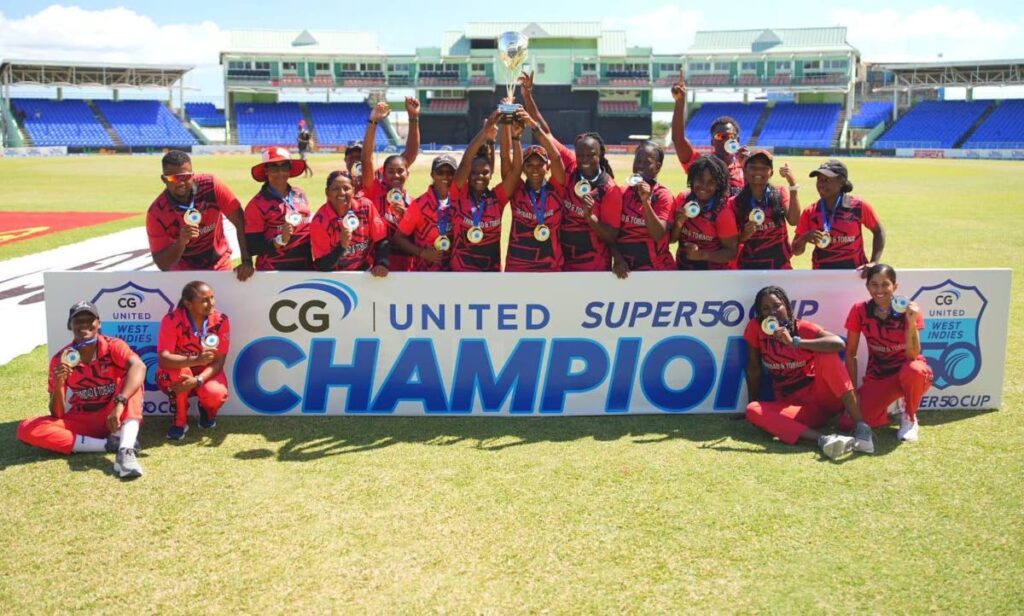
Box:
[748,105,773,146]
[954,103,999,148]
[87,100,124,147]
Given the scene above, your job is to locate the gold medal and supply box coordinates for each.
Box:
[574,180,592,198]
[202,334,220,349]
[761,317,780,336]
[183,207,202,227]
[467,226,484,244]
[434,235,451,252]
[749,208,766,225]
[533,224,551,242]
[683,201,701,218]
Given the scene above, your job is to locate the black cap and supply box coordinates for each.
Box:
[67,300,99,328]
[809,159,849,179]
[346,140,364,153]
[431,155,457,172]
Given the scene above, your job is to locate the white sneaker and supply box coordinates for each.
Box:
[853,422,875,454]
[897,413,920,442]
[114,447,144,479]
[820,434,855,460]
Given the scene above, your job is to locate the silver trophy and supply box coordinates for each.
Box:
[497,31,529,117]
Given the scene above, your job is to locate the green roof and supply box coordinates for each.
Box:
[223,30,383,57]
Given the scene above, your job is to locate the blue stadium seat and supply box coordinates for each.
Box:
[962,100,1024,149]
[185,102,226,128]
[875,100,992,149]
[93,100,197,147]
[850,101,893,128]
[234,102,303,146]
[757,103,842,148]
[307,103,389,147]
[685,102,766,146]
[11,98,114,147]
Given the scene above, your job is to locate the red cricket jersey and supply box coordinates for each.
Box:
[49,335,139,413]
[673,192,739,271]
[615,182,676,271]
[364,170,414,272]
[397,187,453,272]
[795,195,880,269]
[506,178,566,272]
[146,174,240,271]
[743,318,826,399]
[243,184,313,271]
[158,307,231,374]
[552,141,624,271]
[309,199,388,271]
[682,150,745,193]
[449,182,510,272]
[845,301,926,381]
[731,185,793,270]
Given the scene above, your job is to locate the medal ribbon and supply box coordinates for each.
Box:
[185,310,209,341]
[818,194,843,233]
[578,168,602,185]
[751,186,772,213]
[432,186,450,236]
[528,184,548,225]
[72,338,98,351]
[267,186,296,213]
[471,191,486,228]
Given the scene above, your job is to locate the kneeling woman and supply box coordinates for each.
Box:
[158,281,231,441]
[18,301,146,478]
[310,170,390,274]
[844,264,932,442]
[744,285,874,459]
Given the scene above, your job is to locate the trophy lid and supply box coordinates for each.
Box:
[498,32,529,66]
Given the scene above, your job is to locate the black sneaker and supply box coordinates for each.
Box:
[198,406,217,429]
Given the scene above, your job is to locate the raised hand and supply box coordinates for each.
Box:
[404,96,420,119]
[671,68,687,101]
[370,101,390,122]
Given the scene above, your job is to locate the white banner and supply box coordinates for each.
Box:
[43,269,1011,416]
[2,146,68,157]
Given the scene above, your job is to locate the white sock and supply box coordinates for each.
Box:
[71,434,108,453]
[119,420,140,450]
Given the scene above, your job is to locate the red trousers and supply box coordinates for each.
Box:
[746,353,854,445]
[157,368,228,427]
[850,359,933,428]
[18,392,143,455]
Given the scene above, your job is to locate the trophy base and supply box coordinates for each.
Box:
[498,102,523,121]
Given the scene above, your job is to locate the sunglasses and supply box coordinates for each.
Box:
[712,132,737,142]
[161,172,194,183]
[265,162,292,171]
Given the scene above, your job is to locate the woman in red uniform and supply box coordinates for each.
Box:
[733,151,801,269]
[670,71,746,193]
[844,264,932,442]
[744,285,875,459]
[518,71,623,271]
[360,98,421,272]
[17,301,146,478]
[448,112,521,272]
[310,170,390,275]
[393,155,458,272]
[670,154,739,270]
[243,147,313,271]
[610,142,675,277]
[502,111,566,272]
[157,281,230,441]
[793,159,886,270]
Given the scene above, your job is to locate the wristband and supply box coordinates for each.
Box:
[791,336,802,348]
[368,119,377,125]
[114,394,128,406]
[788,184,799,191]
[408,118,419,124]
[195,376,204,387]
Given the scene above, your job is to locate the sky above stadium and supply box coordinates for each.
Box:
[2,1,1022,102]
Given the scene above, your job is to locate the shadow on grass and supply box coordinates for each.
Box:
[0,408,1003,469]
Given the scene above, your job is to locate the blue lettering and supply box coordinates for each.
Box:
[606,338,642,412]
[450,339,544,412]
[497,303,517,330]
[581,301,602,329]
[526,304,550,330]
[389,304,412,330]
[713,336,747,410]
[234,337,305,415]
[372,339,448,413]
[540,339,609,412]
[305,338,379,413]
[640,336,716,412]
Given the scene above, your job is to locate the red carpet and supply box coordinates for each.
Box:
[0,211,136,246]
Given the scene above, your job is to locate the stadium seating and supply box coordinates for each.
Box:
[11,98,113,147]
[598,100,642,114]
[757,103,842,148]
[850,101,893,128]
[235,102,303,145]
[184,102,225,127]
[424,99,469,114]
[93,100,197,148]
[306,103,389,147]
[685,102,767,146]
[962,99,1024,149]
[875,100,992,149]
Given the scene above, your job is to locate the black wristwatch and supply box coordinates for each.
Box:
[114,394,128,406]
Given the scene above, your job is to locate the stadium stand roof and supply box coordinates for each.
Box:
[0,60,192,88]
[871,59,1024,91]
[687,27,858,56]
[441,22,632,57]
[221,30,384,58]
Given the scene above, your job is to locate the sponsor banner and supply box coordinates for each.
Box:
[192,145,251,155]
[43,269,1011,417]
[896,148,1024,160]
[2,146,68,158]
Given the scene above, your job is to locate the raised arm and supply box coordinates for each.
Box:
[454,112,500,191]
[402,96,420,167]
[670,70,695,168]
[501,122,524,198]
[779,163,801,225]
[524,111,566,187]
[362,101,389,190]
[499,113,512,181]
[518,70,551,134]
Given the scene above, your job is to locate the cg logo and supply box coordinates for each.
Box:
[117,292,144,308]
[935,289,960,306]
[911,280,987,390]
[269,279,359,333]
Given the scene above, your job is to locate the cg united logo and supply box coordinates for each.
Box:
[91,281,174,391]
[269,279,359,333]
[911,280,987,389]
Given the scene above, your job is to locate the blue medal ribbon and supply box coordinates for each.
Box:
[185,310,209,341]
[527,183,548,225]
[471,191,486,228]
[818,193,843,233]
[72,338,98,351]
[433,186,450,236]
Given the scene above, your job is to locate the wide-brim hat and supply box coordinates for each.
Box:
[252,146,307,182]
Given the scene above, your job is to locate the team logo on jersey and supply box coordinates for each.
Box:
[911,279,987,390]
[91,281,174,392]
[269,278,360,333]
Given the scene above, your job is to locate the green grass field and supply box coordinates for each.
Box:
[1,154,1022,613]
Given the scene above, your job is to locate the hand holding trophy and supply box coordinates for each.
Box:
[497,31,530,120]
